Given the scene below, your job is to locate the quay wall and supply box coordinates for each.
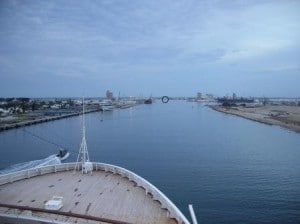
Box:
[0,109,101,132]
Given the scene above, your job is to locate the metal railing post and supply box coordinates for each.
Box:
[188,204,198,224]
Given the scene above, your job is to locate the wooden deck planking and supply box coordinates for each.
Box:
[0,170,177,224]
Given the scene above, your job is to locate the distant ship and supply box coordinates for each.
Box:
[0,99,197,224]
[144,97,152,104]
[99,99,115,111]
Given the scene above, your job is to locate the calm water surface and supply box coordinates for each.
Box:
[0,101,300,223]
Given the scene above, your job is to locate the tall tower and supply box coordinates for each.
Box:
[75,97,93,174]
[106,90,113,99]
[233,93,237,100]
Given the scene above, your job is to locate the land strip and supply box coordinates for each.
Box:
[210,105,300,133]
[0,109,101,132]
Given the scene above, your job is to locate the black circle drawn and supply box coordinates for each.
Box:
[162,96,169,103]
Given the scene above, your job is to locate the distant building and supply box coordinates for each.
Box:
[233,93,237,100]
[206,94,214,99]
[106,90,113,99]
[0,108,9,116]
[197,92,206,100]
[196,92,215,102]
[50,104,60,109]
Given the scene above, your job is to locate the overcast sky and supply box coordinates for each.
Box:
[0,0,299,97]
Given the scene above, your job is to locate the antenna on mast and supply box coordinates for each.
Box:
[75,97,93,174]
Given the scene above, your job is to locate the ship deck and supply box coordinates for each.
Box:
[0,167,178,224]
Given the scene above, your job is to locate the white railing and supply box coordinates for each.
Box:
[0,162,190,224]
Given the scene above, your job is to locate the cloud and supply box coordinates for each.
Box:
[0,0,299,97]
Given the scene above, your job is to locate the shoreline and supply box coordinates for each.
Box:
[209,105,300,133]
[0,109,101,132]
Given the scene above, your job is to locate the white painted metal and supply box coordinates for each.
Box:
[189,204,198,224]
[75,97,92,174]
[45,196,63,210]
